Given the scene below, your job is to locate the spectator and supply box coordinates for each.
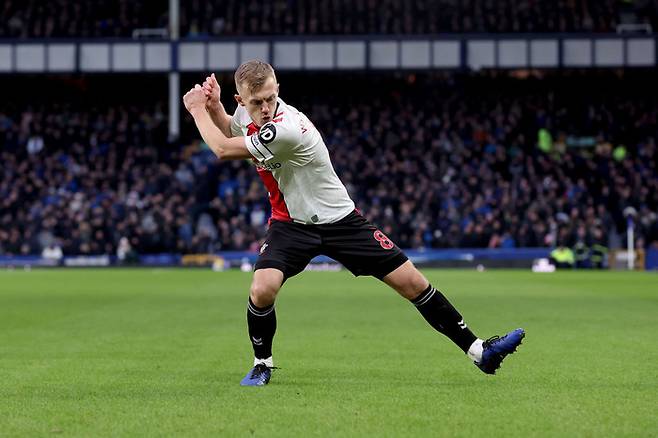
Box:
[550,245,575,269]
[41,241,63,265]
[117,236,138,264]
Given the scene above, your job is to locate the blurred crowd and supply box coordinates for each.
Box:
[0,0,167,38]
[0,71,657,257]
[183,0,640,36]
[2,0,657,38]
[296,71,658,253]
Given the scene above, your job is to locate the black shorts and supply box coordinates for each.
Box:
[255,210,408,280]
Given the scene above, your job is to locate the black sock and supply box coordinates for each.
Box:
[410,284,477,352]
[247,297,277,359]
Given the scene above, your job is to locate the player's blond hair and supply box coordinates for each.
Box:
[234,60,276,94]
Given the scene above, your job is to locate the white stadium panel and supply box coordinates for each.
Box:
[305,42,334,69]
[16,44,46,72]
[0,45,12,72]
[432,41,460,68]
[273,42,302,70]
[273,42,302,69]
[240,42,269,64]
[47,44,76,72]
[401,41,430,68]
[112,43,141,72]
[208,42,239,70]
[178,42,205,71]
[144,43,171,71]
[530,40,559,67]
[80,44,110,72]
[563,39,592,67]
[498,40,527,68]
[467,40,495,70]
[594,39,623,67]
[336,41,366,69]
[627,38,655,66]
[370,41,398,69]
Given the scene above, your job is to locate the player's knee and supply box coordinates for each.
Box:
[384,261,429,299]
[250,281,279,307]
[412,269,430,290]
[407,275,430,299]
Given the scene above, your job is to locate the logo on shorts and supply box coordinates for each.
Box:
[260,243,269,254]
[373,230,394,250]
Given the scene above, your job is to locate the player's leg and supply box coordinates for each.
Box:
[382,260,480,356]
[240,268,283,386]
[247,267,284,365]
[322,213,478,351]
[323,211,524,374]
[383,261,524,374]
[241,221,320,386]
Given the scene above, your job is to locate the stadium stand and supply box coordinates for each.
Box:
[1,71,656,257]
[2,0,657,38]
[181,0,655,36]
[0,0,167,38]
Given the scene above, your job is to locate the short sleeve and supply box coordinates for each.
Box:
[229,109,243,137]
[244,121,301,163]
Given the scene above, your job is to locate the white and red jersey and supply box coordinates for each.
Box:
[230,98,355,225]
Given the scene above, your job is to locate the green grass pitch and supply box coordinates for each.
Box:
[1,268,656,437]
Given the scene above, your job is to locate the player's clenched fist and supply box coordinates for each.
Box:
[202,73,221,110]
[183,84,206,114]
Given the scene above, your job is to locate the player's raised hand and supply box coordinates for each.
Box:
[183,84,207,114]
[202,73,221,110]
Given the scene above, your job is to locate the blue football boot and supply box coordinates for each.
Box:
[240,363,272,386]
[475,328,525,375]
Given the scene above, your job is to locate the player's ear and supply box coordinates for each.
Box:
[234,94,244,106]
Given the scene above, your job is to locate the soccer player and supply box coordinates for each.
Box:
[182,60,525,386]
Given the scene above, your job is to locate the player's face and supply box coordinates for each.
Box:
[236,76,279,127]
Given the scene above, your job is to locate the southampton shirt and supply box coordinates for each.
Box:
[230,98,355,225]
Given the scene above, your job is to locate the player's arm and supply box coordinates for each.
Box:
[184,85,253,161]
[244,121,302,163]
[201,73,233,138]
